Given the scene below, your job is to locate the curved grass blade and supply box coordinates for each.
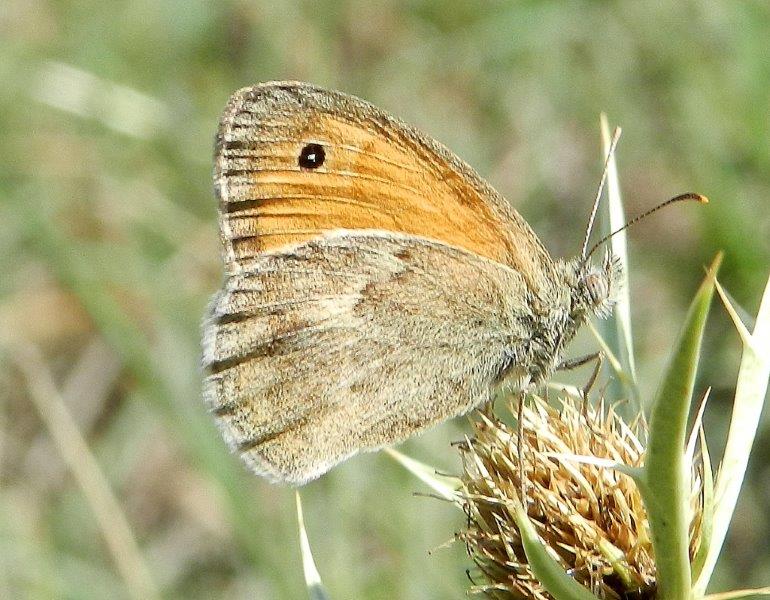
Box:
[640,254,721,600]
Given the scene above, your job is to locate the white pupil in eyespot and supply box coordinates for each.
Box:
[299,143,325,169]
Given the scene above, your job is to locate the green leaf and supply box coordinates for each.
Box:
[693,273,770,595]
[511,500,599,600]
[640,254,721,600]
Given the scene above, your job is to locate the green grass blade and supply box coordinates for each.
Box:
[691,427,714,582]
[686,388,710,465]
[694,272,770,595]
[704,587,770,600]
[384,448,460,503]
[599,114,637,401]
[296,492,331,600]
[512,501,599,600]
[587,321,634,391]
[641,254,721,600]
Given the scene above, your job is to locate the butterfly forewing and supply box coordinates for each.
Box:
[214,81,557,292]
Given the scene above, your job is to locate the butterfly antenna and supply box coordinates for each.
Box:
[581,127,623,260]
[585,192,709,260]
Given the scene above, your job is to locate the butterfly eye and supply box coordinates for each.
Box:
[584,272,608,306]
[298,143,325,169]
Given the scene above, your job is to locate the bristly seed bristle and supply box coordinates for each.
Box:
[457,395,704,599]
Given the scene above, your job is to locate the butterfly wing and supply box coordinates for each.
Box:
[203,233,530,484]
[206,81,562,483]
[214,81,558,293]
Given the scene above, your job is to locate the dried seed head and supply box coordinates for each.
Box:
[458,396,703,599]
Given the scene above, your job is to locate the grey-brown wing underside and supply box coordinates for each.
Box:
[202,232,529,484]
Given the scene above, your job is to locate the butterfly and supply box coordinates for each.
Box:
[201,81,622,485]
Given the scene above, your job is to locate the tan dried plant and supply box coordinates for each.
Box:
[458,395,704,600]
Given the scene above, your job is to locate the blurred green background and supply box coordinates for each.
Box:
[1,1,769,598]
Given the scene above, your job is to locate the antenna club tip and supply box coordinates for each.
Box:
[677,192,709,204]
[583,190,710,260]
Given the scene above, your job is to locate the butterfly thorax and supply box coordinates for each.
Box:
[498,251,619,389]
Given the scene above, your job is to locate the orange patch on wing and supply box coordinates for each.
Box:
[220,117,510,259]
[214,84,552,285]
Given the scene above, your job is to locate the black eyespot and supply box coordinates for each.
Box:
[298,143,325,169]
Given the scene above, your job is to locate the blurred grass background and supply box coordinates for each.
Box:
[1,1,769,598]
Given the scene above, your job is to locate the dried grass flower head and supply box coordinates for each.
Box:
[458,395,704,600]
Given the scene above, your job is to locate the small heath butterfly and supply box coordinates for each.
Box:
[202,81,699,485]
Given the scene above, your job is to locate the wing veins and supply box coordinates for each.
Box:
[222,167,423,196]
[213,294,360,325]
[223,193,383,212]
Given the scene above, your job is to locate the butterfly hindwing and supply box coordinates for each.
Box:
[202,233,530,484]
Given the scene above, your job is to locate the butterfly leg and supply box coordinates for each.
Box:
[557,352,601,372]
[557,352,604,434]
[516,389,525,501]
[581,353,604,437]
[515,383,536,503]
[580,352,603,401]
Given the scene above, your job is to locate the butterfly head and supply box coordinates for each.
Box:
[568,251,621,321]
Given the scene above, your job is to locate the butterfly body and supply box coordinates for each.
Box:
[203,82,617,484]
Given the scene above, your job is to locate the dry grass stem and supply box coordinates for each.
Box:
[10,342,160,600]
